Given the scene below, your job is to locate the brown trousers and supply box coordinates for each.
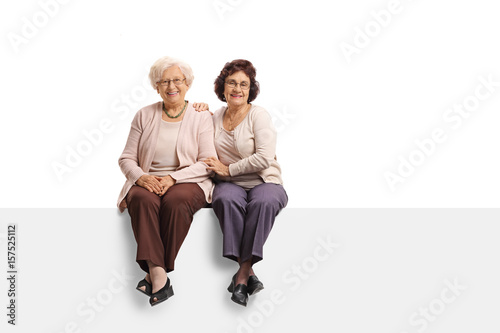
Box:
[126,183,206,273]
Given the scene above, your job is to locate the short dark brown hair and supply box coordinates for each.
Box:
[214,59,260,103]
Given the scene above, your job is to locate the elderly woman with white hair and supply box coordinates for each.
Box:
[117,56,216,306]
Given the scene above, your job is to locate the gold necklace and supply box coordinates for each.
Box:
[226,104,250,130]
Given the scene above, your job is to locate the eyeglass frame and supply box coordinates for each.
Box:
[157,78,186,87]
[225,80,251,90]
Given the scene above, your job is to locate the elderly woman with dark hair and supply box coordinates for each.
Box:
[204,59,288,307]
[117,56,215,306]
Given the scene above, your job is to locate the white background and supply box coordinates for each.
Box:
[1,0,499,208]
[1,1,500,332]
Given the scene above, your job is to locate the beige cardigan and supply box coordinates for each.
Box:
[213,104,283,184]
[117,101,216,212]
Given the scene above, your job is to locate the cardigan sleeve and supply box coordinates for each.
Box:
[228,108,277,176]
[118,110,147,183]
[170,112,217,183]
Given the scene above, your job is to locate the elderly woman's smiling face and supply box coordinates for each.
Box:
[224,71,250,108]
[157,66,189,106]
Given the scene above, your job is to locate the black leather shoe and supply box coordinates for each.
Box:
[136,278,152,296]
[231,284,248,307]
[149,277,174,307]
[228,274,264,296]
[247,275,264,295]
[227,274,237,293]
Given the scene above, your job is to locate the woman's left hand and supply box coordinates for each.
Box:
[193,102,212,114]
[156,175,176,196]
[204,157,230,177]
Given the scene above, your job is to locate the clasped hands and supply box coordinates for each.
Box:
[136,174,176,196]
[137,157,229,194]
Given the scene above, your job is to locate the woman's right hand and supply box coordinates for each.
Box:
[193,102,213,115]
[204,157,230,176]
[136,174,162,194]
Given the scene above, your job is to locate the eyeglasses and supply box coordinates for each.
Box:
[157,78,186,87]
[225,80,250,90]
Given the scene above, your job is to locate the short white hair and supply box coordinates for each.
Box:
[149,56,194,89]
